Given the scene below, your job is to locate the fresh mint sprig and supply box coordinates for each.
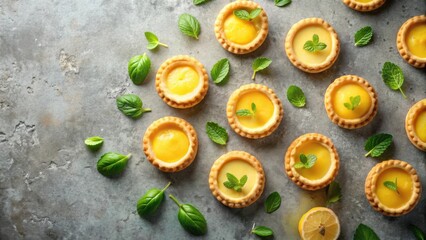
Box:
[223,173,247,192]
[236,103,256,117]
[303,34,327,52]
[294,154,317,169]
[344,95,361,111]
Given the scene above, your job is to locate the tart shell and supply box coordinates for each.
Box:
[365,160,422,216]
[214,1,269,54]
[227,84,284,139]
[284,133,340,191]
[324,75,378,129]
[342,0,386,12]
[155,55,209,109]
[405,99,426,151]
[397,15,426,68]
[142,116,198,172]
[209,151,265,208]
[285,18,340,73]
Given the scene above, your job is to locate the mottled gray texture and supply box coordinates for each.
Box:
[0,0,425,239]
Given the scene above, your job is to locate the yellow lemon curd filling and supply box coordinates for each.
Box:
[406,23,426,58]
[224,13,260,45]
[375,168,413,209]
[332,83,372,119]
[150,124,190,163]
[293,25,332,65]
[217,160,258,198]
[355,0,374,3]
[166,66,199,95]
[414,110,426,142]
[235,91,274,129]
[295,142,331,180]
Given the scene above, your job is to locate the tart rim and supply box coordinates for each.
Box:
[396,15,426,68]
[226,83,284,139]
[142,116,198,172]
[342,0,386,12]
[214,0,269,55]
[405,99,426,151]
[155,55,209,109]
[324,75,378,129]
[209,151,265,208]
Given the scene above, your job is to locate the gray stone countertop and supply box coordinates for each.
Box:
[0,0,425,239]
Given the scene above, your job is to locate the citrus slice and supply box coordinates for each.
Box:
[298,207,340,240]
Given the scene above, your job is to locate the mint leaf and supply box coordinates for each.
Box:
[206,122,228,145]
[264,192,281,214]
[287,85,306,107]
[224,173,247,192]
[354,224,380,240]
[252,57,272,80]
[84,136,104,151]
[326,181,342,204]
[296,154,317,169]
[305,154,317,168]
[178,14,201,39]
[145,32,168,50]
[410,224,425,240]
[251,103,256,113]
[384,178,399,194]
[223,181,234,189]
[249,8,262,19]
[382,62,406,98]
[210,58,230,84]
[193,0,210,5]
[226,173,239,186]
[344,95,361,110]
[303,34,327,52]
[275,0,291,7]
[234,8,262,21]
[300,154,308,164]
[252,226,274,237]
[364,133,393,157]
[240,175,248,186]
[116,94,151,119]
[97,152,131,177]
[354,26,373,47]
[128,53,151,85]
[294,162,306,169]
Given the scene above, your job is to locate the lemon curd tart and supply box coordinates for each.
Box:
[156,55,208,108]
[365,160,421,216]
[227,84,283,139]
[324,75,378,129]
[342,0,386,12]
[285,133,339,191]
[405,99,426,151]
[214,1,268,54]
[143,117,198,172]
[285,18,340,73]
[397,15,426,68]
[209,151,265,208]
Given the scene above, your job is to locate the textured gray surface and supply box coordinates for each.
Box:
[1,0,425,239]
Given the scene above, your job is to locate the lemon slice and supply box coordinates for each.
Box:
[298,207,340,240]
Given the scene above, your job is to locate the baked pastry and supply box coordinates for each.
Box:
[405,99,426,151]
[397,15,426,68]
[342,0,386,12]
[227,84,283,139]
[214,0,268,54]
[209,151,265,208]
[285,18,340,73]
[365,160,421,216]
[324,75,378,129]
[156,55,208,108]
[142,116,198,172]
[284,133,339,191]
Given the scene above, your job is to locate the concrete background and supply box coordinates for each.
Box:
[1,0,425,239]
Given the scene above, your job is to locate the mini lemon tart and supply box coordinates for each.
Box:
[142,117,198,172]
[405,99,426,151]
[209,151,265,208]
[227,84,283,139]
[365,160,421,216]
[324,75,378,129]
[156,55,208,108]
[342,0,386,12]
[284,133,339,191]
[285,18,340,73]
[214,1,268,54]
[397,15,426,68]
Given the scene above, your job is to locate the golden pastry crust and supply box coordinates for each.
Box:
[155,55,209,109]
[284,18,340,73]
[214,0,268,54]
[365,160,422,216]
[209,151,265,208]
[397,15,426,68]
[342,0,386,12]
[142,116,198,172]
[405,99,426,151]
[226,84,284,139]
[324,75,378,129]
[284,133,339,191]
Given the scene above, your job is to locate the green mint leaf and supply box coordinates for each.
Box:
[240,175,248,186]
[97,152,131,177]
[316,42,327,50]
[236,109,253,116]
[178,13,201,39]
[305,154,317,169]
[364,133,393,157]
[128,53,151,85]
[287,85,306,107]
[116,94,151,119]
[304,34,327,52]
[233,185,242,192]
[344,102,353,110]
[223,181,234,189]
[264,192,281,214]
[294,162,306,169]
[326,181,342,204]
[384,179,399,193]
[410,224,426,240]
[251,102,257,113]
[313,34,319,44]
[193,0,210,5]
[382,62,406,98]
[226,173,240,186]
[137,182,171,217]
[299,154,308,164]
[84,136,104,151]
[233,9,250,21]
[354,26,373,47]
[145,32,168,50]
[303,40,315,52]
[211,58,230,84]
[170,195,207,236]
[252,57,272,80]
[206,122,228,145]
[252,226,274,237]
[354,224,380,240]
[344,95,361,110]
[275,0,292,7]
[249,8,262,19]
